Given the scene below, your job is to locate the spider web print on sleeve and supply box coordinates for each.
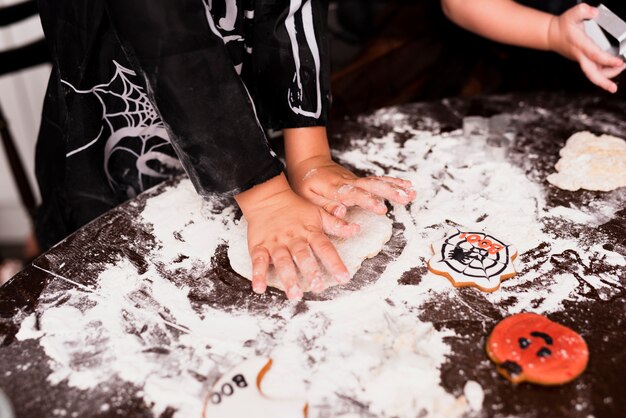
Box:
[61,61,183,198]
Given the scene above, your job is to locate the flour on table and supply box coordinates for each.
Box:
[227,208,393,292]
[463,380,484,411]
[140,179,234,270]
[547,131,626,191]
[13,107,626,418]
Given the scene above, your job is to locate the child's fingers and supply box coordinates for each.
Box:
[600,63,626,80]
[300,189,347,219]
[376,176,414,189]
[576,33,625,67]
[289,238,324,293]
[335,184,387,215]
[308,231,350,285]
[579,54,618,92]
[320,210,360,238]
[270,246,303,300]
[319,197,348,219]
[569,3,597,22]
[353,177,416,205]
[326,202,348,219]
[250,246,270,294]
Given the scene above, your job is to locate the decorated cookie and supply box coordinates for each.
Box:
[428,229,518,292]
[486,313,589,385]
[202,357,308,418]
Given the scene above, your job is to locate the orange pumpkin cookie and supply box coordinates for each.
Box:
[428,229,518,292]
[486,313,589,385]
[202,357,307,418]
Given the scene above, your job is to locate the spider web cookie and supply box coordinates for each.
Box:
[428,229,518,292]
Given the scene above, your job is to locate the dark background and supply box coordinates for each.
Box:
[328,0,626,120]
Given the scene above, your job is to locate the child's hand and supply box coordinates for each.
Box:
[548,3,626,93]
[235,174,359,300]
[289,155,416,218]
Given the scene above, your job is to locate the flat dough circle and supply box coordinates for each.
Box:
[547,131,626,191]
[227,208,393,292]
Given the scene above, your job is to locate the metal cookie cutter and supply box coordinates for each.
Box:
[584,4,626,60]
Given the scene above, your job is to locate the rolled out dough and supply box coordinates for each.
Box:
[227,208,394,292]
[547,131,626,192]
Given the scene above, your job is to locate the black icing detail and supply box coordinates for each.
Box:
[440,230,510,279]
[537,347,552,357]
[500,360,523,377]
[531,331,554,345]
[518,337,531,349]
[450,246,469,263]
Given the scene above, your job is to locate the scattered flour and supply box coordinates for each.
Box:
[140,179,235,270]
[15,108,626,418]
[464,380,485,411]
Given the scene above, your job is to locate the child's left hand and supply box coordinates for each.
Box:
[288,155,416,218]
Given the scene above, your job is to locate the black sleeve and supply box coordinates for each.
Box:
[104,0,284,197]
[251,0,331,130]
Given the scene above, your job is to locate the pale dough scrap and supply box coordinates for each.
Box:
[547,131,626,192]
[227,208,393,292]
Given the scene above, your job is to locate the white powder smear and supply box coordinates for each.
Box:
[140,179,235,270]
[464,380,484,411]
[16,108,625,418]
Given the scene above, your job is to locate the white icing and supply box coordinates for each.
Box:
[428,229,517,292]
[202,357,306,417]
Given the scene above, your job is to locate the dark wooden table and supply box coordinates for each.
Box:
[1,93,625,418]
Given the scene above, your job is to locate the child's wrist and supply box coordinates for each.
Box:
[546,14,560,53]
[284,126,331,168]
[234,173,293,216]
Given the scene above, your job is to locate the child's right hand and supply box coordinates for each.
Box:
[548,3,626,93]
[235,174,359,300]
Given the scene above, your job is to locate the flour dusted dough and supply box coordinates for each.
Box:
[547,131,626,191]
[228,208,393,292]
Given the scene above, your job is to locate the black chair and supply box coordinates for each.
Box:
[0,0,49,221]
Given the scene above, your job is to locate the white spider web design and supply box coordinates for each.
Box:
[62,60,182,197]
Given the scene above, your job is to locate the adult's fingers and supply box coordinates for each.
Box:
[579,54,617,92]
[335,184,387,214]
[353,177,416,205]
[308,231,350,285]
[270,246,303,300]
[289,238,324,293]
[320,210,360,238]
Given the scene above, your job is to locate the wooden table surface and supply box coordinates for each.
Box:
[1,93,625,418]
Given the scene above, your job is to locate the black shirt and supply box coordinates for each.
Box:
[35,0,330,249]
